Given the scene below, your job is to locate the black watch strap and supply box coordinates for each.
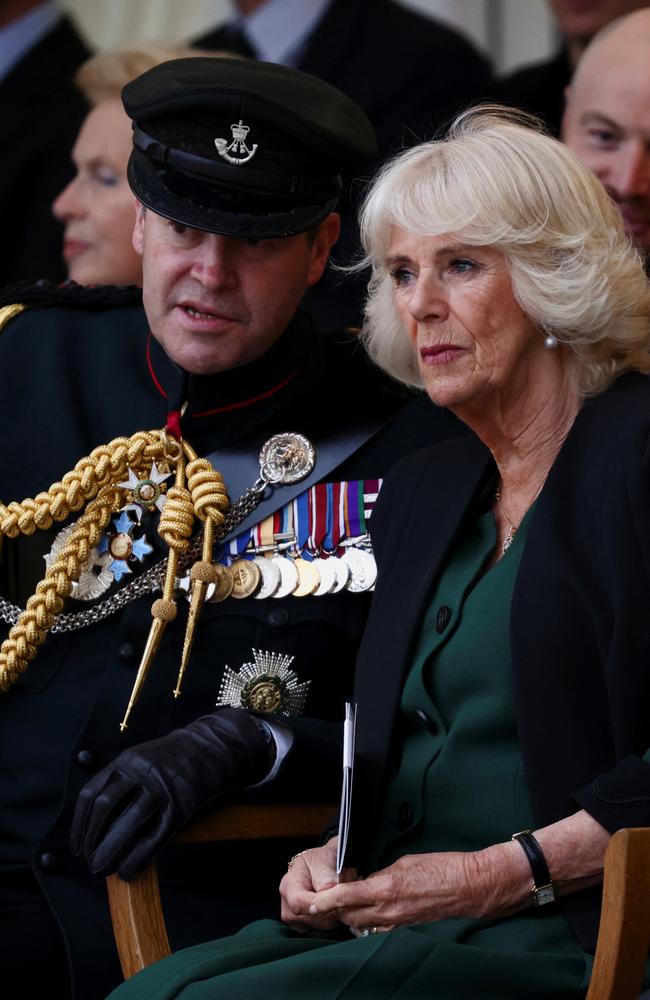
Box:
[512,829,555,906]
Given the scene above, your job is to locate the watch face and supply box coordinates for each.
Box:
[533,884,556,907]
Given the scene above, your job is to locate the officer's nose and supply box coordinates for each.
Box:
[52,175,83,222]
[609,140,650,199]
[190,234,238,290]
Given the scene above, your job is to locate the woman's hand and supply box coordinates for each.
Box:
[307,843,533,934]
[280,837,354,934]
[306,810,611,935]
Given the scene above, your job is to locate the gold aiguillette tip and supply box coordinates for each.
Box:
[120,599,176,730]
[174,576,210,699]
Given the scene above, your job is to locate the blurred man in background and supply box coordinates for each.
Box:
[562,6,650,259]
[499,0,648,135]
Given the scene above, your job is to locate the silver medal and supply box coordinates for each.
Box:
[254,556,282,599]
[329,556,351,593]
[259,433,315,485]
[311,557,338,596]
[342,548,377,593]
[271,555,300,598]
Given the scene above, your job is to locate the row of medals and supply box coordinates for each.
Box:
[178,541,378,603]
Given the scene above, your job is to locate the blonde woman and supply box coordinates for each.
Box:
[109,107,650,1000]
[52,47,219,286]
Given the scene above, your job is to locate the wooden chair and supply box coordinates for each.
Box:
[107,801,336,978]
[585,828,650,1000]
[108,820,650,999]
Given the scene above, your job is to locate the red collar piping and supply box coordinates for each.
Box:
[146,330,302,418]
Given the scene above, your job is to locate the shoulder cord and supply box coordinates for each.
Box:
[0,428,230,727]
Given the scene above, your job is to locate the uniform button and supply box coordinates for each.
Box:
[397,802,414,831]
[118,642,136,662]
[435,605,452,633]
[39,851,59,872]
[76,749,97,769]
[266,609,289,627]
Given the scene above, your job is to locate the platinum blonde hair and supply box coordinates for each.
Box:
[359,105,650,396]
[74,46,222,105]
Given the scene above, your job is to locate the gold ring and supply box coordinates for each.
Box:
[287,850,308,870]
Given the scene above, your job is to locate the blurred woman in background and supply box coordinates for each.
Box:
[52,47,213,286]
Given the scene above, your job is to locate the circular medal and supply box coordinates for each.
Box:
[312,557,338,596]
[259,433,315,485]
[242,675,286,713]
[342,548,377,593]
[271,555,299,598]
[292,558,320,597]
[230,559,262,599]
[254,556,281,599]
[208,564,235,603]
[329,556,351,594]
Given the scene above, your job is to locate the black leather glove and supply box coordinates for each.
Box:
[70,707,274,880]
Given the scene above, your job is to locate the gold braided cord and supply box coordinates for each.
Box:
[0,426,232,706]
[157,486,195,555]
[0,431,164,538]
[185,456,229,527]
[0,484,123,693]
[0,303,27,333]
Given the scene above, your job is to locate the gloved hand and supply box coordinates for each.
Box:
[70,707,274,880]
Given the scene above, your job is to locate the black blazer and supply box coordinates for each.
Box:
[497,49,571,137]
[0,16,90,284]
[348,373,650,950]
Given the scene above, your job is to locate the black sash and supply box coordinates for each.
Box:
[205,415,393,544]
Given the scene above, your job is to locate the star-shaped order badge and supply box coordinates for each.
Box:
[216,649,310,716]
[118,462,171,518]
[44,523,115,601]
[97,510,154,582]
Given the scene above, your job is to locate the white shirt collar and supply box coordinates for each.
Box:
[0,1,62,83]
[242,0,332,66]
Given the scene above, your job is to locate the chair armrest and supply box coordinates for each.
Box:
[586,827,650,1000]
[107,801,337,979]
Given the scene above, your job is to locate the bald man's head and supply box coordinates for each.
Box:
[562,8,650,255]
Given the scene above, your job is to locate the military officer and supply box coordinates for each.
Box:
[0,58,460,1000]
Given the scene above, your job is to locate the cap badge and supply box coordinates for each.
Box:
[214,120,258,165]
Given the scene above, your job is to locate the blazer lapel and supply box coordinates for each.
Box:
[348,434,493,865]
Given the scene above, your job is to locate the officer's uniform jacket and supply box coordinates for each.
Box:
[0,288,461,999]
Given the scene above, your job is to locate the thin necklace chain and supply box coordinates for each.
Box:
[494,475,547,556]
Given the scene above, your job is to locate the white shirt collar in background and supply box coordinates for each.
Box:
[241,0,331,66]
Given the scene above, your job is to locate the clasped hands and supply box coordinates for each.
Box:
[280,835,532,936]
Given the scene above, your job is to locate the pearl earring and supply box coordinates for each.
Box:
[544,334,558,349]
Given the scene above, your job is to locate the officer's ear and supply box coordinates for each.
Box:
[132,202,146,256]
[306,212,341,287]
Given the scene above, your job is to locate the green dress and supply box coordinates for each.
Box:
[108,513,592,1000]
